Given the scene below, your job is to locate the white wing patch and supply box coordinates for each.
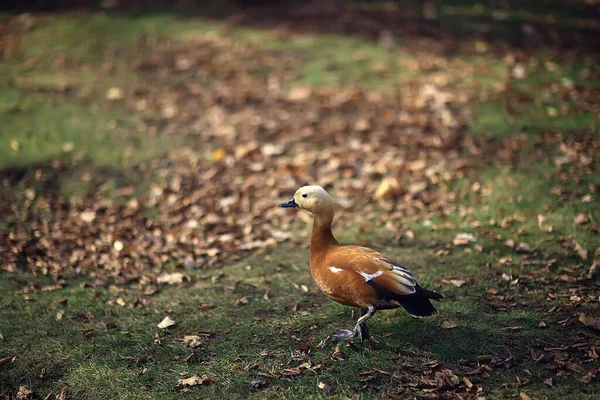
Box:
[358,270,384,282]
[329,266,343,273]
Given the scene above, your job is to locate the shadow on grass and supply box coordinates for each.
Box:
[2,0,599,55]
[0,157,147,201]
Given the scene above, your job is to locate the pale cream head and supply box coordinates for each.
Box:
[279,185,335,225]
[293,185,334,214]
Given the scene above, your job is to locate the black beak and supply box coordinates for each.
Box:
[279,198,298,208]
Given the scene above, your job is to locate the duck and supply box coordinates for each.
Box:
[279,185,443,344]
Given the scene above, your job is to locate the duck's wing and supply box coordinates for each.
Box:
[327,247,417,296]
[356,254,417,296]
[320,246,442,314]
[351,251,443,317]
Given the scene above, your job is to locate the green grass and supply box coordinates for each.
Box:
[2,244,596,399]
[1,5,599,400]
[0,89,145,167]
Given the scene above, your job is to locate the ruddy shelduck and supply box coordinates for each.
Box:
[280,185,443,344]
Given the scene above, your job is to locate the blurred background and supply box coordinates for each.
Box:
[2,0,598,275]
[1,1,599,399]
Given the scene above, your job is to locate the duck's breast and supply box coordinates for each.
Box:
[310,263,358,306]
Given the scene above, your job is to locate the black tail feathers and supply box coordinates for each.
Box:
[397,297,437,317]
[398,286,443,318]
[417,286,443,301]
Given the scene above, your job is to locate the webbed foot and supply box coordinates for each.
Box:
[320,324,368,346]
[318,306,376,348]
[331,328,355,340]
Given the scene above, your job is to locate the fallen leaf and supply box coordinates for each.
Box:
[261,143,285,156]
[57,388,67,400]
[56,310,64,321]
[538,320,547,328]
[353,118,370,132]
[441,320,458,329]
[516,242,531,252]
[579,313,600,331]
[582,194,593,203]
[182,335,201,343]
[408,181,428,194]
[104,322,118,331]
[463,377,473,389]
[296,342,313,353]
[435,368,460,388]
[358,370,380,382]
[578,368,599,383]
[250,379,267,388]
[157,316,176,329]
[477,355,494,363]
[520,392,532,400]
[211,148,226,162]
[106,87,124,100]
[537,214,553,233]
[574,214,588,225]
[161,104,177,119]
[570,295,582,303]
[81,328,95,337]
[79,210,96,223]
[16,386,33,400]
[443,279,466,287]
[375,177,400,199]
[157,272,186,285]
[0,356,16,372]
[281,367,302,376]
[184,352,198,364]
[512,63,526,79]
[452,233,476,246]
[572,241,588,260]
[234,296,251,306]
[331,345,344,361]
[500,326,523,332]
[113,240,124,252]
[287,86,311,101]
[175,375,214,389]
[317,380,335,394]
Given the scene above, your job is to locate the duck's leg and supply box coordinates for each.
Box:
[354,305,376,343]
[329,305,376,344]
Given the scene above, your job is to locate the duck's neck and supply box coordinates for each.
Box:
[310,213,339,258]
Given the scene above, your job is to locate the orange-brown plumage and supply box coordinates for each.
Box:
[280,185,442,344]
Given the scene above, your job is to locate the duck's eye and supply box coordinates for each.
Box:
[301,193,308,198]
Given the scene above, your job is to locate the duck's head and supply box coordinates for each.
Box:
[279,185,334,217]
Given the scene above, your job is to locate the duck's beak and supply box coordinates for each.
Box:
[279,198,299,208]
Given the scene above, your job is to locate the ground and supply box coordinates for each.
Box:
[1,1,599,399]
